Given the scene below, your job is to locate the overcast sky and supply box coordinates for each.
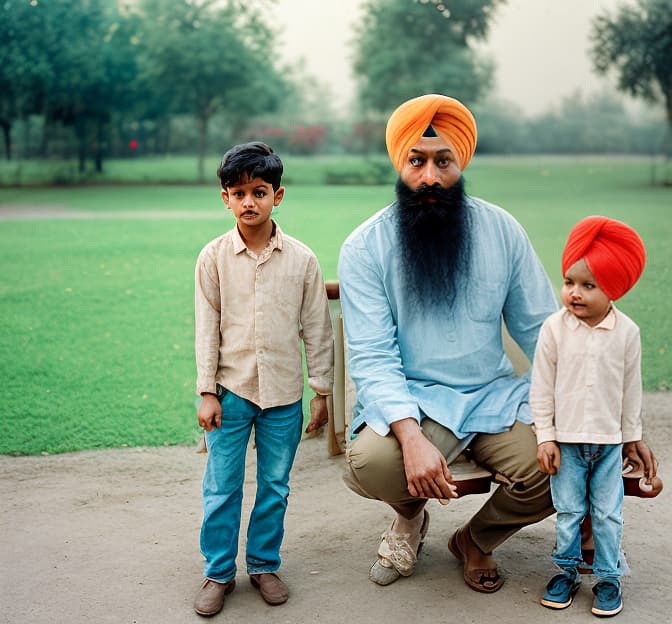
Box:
[270,0,631,116]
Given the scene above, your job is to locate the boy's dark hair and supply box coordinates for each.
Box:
[216,141,283,190]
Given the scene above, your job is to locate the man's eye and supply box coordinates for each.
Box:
[255,191,266,197]
[410,157,423,166]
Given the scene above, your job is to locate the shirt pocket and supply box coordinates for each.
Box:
[466,279,505,322]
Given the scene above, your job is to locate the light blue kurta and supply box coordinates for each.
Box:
[338,196,558,439]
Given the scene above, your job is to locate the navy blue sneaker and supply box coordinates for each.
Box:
[592,580,623,617]
[540,571,581,609]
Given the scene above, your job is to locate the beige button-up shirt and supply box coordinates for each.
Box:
[195,223,334,409]
[530,305,642,445]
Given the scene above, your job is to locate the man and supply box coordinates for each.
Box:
[337,94,655,593]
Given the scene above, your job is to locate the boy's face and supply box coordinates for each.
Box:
[561,258,611,327]
[221,173,284,231]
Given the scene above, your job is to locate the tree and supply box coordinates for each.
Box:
[352,0,506,114]
[0,0,141,170]
[0,0,52,160]
[137,0,287,182]
[590,0,672,157]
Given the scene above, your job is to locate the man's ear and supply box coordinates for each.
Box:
[274,186,285,205]
[221,189,230,207]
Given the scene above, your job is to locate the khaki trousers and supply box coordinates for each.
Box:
[343,419,553,554]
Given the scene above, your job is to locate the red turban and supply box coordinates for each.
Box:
[561,216,646,301]
[385,94,477,173]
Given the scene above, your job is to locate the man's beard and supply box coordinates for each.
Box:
[395,176,470,314]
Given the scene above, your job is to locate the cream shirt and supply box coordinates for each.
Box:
[530,305,642,445]
[195,223,334,408]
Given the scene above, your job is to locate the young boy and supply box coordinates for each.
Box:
[530,215,657,617]
[193,141,334,616]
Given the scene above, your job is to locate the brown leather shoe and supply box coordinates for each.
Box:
[193,578,235,616]
[249,573,289,605]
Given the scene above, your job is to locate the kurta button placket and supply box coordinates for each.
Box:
[585,331,596,387]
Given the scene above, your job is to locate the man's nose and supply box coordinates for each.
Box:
[420,162,439,185]
[242,193,255,207]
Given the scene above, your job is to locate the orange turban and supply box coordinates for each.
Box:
[561,216,646,301]
[385,94,477,173]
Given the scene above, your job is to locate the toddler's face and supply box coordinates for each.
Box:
[561,258,611,327]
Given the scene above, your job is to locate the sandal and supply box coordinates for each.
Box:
[448,527,504,593]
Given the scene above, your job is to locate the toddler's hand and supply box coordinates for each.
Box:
[537,441,561,475]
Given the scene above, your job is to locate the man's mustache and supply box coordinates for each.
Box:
[413,183,444,198]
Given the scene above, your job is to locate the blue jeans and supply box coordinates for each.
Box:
[551,443,623,581]
[200,387,303,582]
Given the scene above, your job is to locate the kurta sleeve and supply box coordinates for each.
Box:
[338,236,421,436]
[529,320,558,444]
[621,325,643,442]
[194,247,222,396]
[300,255,334,395]
[502,220,558,364]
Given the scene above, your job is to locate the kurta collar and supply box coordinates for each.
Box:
[561,304,617,331]
[232,220,283,255]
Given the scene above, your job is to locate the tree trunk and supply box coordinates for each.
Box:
[94,120,104,173]
[197,114,210,184]
[75,118,87,173]
[22,117,30,159]
[40,116,50,158]
[0,120,11,160]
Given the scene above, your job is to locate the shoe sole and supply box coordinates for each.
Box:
[591,602,623,617]
[540,592,578,610]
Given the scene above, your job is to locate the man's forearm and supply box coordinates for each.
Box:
[390,417,425,448]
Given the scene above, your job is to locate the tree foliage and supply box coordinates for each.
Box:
[0,0,140,169]
[590,0,672,140]
[352,0,506,114]
[137,0,287,181]
[0,0,286,174]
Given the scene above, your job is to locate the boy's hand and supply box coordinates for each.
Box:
[537,441,561,475]
[623,440,658,481]
[305,394,329,433]
[198,393,222,431]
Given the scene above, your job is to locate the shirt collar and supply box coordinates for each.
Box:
[232,221,283,255]
[561,304,617,330]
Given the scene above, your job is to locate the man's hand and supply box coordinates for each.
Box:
[198,393,222,431]
[391,418,458,501]
[537,441,561,475]
[623,440,658,481]
[305,394,329,433]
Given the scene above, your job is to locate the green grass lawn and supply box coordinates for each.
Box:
[1,155,670,454]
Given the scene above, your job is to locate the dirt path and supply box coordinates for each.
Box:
[1,393,669,624]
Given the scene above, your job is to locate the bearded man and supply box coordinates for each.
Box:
[337,94,656,593]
